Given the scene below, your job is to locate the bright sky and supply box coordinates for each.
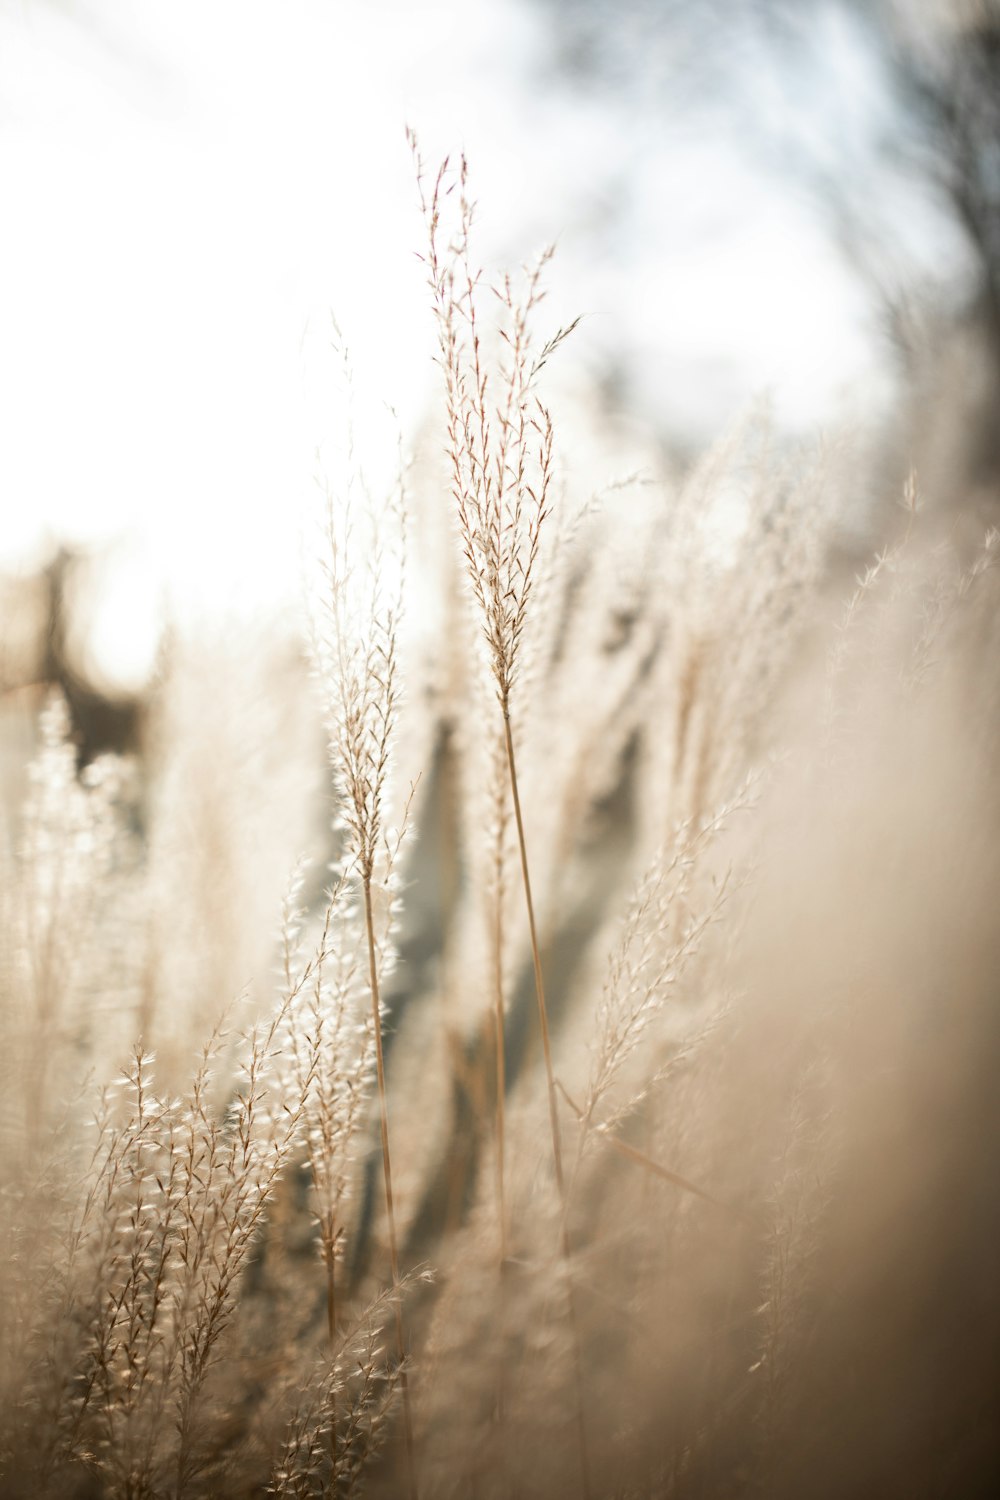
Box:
[0,0,891,690]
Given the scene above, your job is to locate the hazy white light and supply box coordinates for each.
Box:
[71,545,164,697]
[0,0,902,695]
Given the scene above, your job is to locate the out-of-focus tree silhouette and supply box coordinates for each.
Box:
[767,0,1000,511]
[537,0,1000,516]
[0,550,143,766]
[883,2,1000,358]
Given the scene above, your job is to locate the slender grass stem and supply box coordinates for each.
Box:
[363,874,418,1500]
[325,1238,337,1346]
[493,827,508,1266]
[502,702,591,1500]
[501,705,565,1203]
[493,835,510,1443]
[556,1080,756,1227]
[324,1230,339,1491]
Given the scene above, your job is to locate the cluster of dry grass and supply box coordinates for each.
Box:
[1,150,999,1500]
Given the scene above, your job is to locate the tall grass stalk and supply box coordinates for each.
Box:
[312,467,418,1500]
[504,703,592,1496]
[411,131,590,1495]
[363,871,416,1498]
[490,737,510,1440]
[491,738,508,1270]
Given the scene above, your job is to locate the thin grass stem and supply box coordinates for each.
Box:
[363,874,418,1500]
[502,701,591,1500]
[494,856,508,1266]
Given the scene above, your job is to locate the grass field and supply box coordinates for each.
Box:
[1,149,999,1500]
